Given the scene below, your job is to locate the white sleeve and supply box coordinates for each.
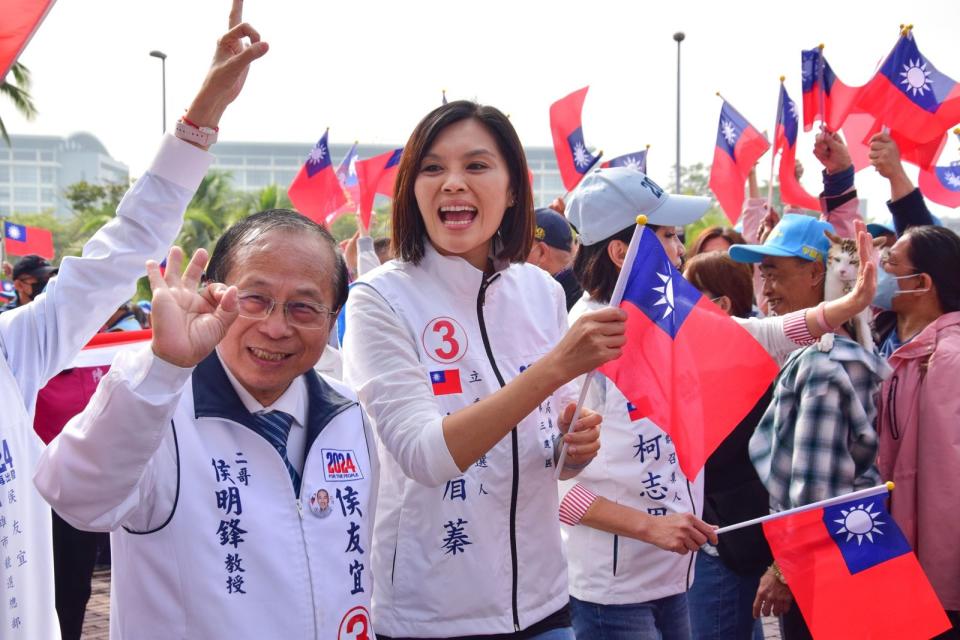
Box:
[356,236,381,276]
[735,310,815,365]
[0,135,211,414]
[33,347,192,532]
[341,283,460,487]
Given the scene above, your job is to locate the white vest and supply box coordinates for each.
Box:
[110,355,376,639]
[561,296,704,605]
[0,359,58,640]
[357,246,571,637]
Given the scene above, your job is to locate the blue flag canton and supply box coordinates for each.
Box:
[337,145,359,187]
[934,165,960,192]
[384,148,403,170]
[716,103,749,159]
[620,229,700,339]
[430,371,447,384]
[822,494,911,575]
[880,34,956,113]
[305,133,333,177]
[778,86,800,147]
[566,127,597,174]
[801,49,838,95]
[4,221,26,241]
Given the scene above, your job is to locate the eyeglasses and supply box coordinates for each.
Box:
[236,291,337,330]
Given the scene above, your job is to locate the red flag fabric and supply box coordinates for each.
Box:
[355,148,402,230]
[775,85,821,211]
[549,87,600,191]
[855,31,960,146]
[288,131,347,225]
[763,491,950,639]
[4,220,53,258]
[801,48,862,132]
[709,101,770,224]
[69,329,152,368]
[0,0,56,81]
[599,227,779,479]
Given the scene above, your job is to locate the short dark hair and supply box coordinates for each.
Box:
[689,226,747,258]
[392,100,534,265]
[206,209,349,312]
[683,251,755,318]
[903,225,960,313]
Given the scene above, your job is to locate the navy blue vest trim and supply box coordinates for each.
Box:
[191,353,356,451]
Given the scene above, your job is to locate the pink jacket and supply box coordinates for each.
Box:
[877,311,960,611]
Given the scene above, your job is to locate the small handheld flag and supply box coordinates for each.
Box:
[775,84,820,211]
[550,87,601,191]
[355,148,402,231]
[709,99,770,224]
[602,148,649,174]
[4,220,54,258]
[288,130,348,225]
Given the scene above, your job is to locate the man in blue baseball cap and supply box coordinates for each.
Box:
[527,207,582,310]
[729,213,834,318]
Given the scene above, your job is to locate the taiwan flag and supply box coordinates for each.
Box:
[4,220,54,258]
[0,279,14,302]
[763,491,951,638]
[919,162,960,208]
[775,85,820,211]
[801,47,862,132]
[429,369,462,396]
[550,87,600,191]
[0,0,57,81]
[599,226,779,479]
[708,101,770,224]
[326,141,360,225]
[356,147,402,231]
[288,130,347,225]
[856,30,960,146]
[602,148,648,174]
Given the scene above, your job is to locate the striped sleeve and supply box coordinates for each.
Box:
[782,310,817,346]
[559,483,599,526]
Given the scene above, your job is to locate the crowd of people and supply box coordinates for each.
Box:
[1,4,958,640]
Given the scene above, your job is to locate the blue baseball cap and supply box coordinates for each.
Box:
[728,214,834,264]
[534,208,574,251]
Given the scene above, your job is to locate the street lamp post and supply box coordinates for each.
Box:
[149,50,167,134]
[673,32,685,194]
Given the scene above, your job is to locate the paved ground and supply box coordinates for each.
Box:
[80,569,783,639]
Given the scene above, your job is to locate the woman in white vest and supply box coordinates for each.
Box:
[342,102,626,639]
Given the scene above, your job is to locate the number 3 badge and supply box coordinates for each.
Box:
[422,317,467,364]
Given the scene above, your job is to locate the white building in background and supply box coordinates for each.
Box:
[211,141,566,208]
[0,133,129,217]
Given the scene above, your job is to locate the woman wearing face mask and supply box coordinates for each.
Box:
[874,226,960,637]
[342,101,624,639]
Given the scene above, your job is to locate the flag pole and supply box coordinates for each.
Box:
[715,482,894,535]
[766,77,785,213]
[554,215,648,479]
[817,44,827,132]
[560,150,604,203]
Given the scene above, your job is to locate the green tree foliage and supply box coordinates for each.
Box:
[1,63,37,146]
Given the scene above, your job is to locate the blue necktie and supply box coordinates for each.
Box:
[253,410,301,494]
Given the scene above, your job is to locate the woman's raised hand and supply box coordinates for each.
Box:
[548,307,627,383]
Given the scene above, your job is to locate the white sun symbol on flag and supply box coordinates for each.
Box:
[787,99,799,122]
[721,120,738,146]
[652,270,675,320]
[573,142,591,168]
[308,144,327,165]
[899,58,933,96]
[945,171,960,189]
[8,226,21,240]
[833,502,885,545]
[622,156,642,172]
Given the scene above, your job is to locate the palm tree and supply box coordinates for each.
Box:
[1,62,38,146]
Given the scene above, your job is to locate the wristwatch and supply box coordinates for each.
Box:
[175,119,218,146]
